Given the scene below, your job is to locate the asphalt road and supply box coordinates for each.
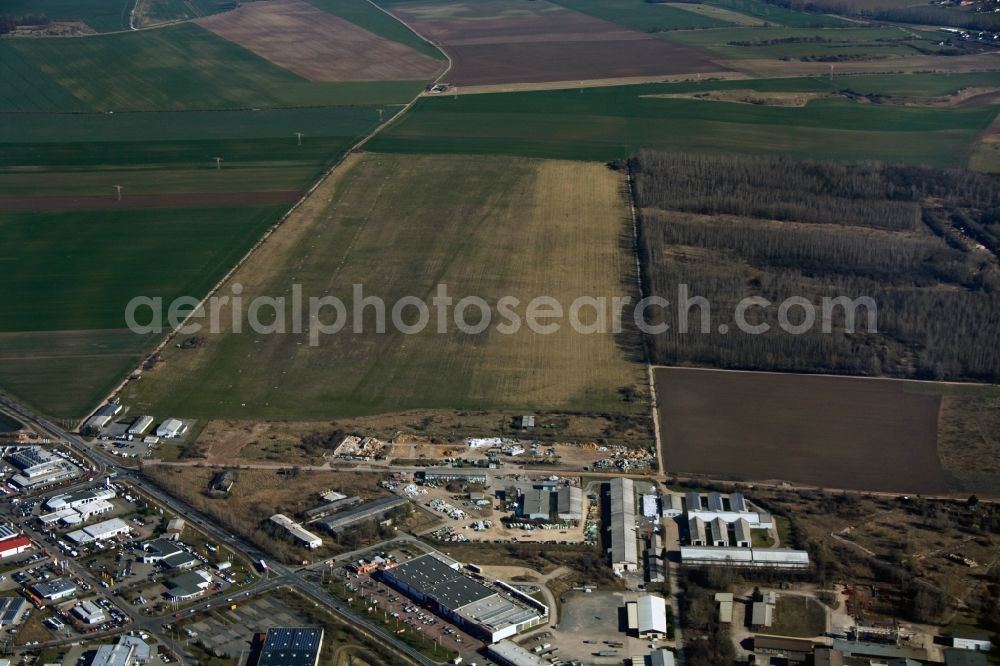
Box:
[0,395,437,666]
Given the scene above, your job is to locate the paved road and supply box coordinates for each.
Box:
[0,396,436,666]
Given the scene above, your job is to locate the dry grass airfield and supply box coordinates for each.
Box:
[125,154,646,421]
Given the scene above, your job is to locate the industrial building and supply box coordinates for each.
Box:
[140,538,199,570]
[155,418,186,439]
[556,486,582,521]
[755,636,816,663]
[0,597,28,628]
[607,477,638,574]
[752,601,774,628]
[684,491,773,529]
[647,649,677,666]
[487,640,549,666]
[421,468,489,484]
[270,514,323,549]
[92,634,152,666]
[715,592,734,623]
[46,487,115,511]
[679,547,809,569]
[520,489,550,520]
[6,446,79,488]
[127,415,154,436]
[951,629,992,652]
[83,403,121,431]
[734,519,752,548]
[165,569,212,601]
[72,600,106,625]
[256,627,324,666]
[626,594,668,639]
[709,517,729,547]
[688,516,707,547]
[380,554,547,642]
[67,517,130,544]
[0,535,31,559]
[32,578,76,601]
[315,495,408,535]
[660,493,683,518]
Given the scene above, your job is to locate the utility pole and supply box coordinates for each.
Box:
[213,156,223,170]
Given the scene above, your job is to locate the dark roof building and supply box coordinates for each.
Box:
[256,627,323,666]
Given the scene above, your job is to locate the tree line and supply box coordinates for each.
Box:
[632,151,1000,382]
[0,14,50,33]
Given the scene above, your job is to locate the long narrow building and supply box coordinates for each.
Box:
[607,478,638,573]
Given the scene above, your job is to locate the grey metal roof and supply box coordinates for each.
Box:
[609,477,637,566]
[384,554,495,610]
[316,495,407,532]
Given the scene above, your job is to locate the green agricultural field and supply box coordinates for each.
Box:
[1,0,136,32]
[0,330,156,422]
[0,24,425,112]
[313,0,444,60]
[367,80,997,165]
[1,206,289,332]
[547,0,732,31]
[122,153,646,421]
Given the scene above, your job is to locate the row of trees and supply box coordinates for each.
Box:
[761,0,999,30]
[632,151,923,231]
[634,151,1000,382]
[0,14,50,33]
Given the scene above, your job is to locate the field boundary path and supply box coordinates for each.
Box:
[625,164,665,480]
[86,7,453,430]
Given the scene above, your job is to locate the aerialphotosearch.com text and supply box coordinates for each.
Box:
[125,283,878,346]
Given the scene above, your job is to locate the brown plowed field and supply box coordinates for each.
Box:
[0,191,301,210]
[197,0,443,82]
[388,0,725,85]
[656,367,949,494]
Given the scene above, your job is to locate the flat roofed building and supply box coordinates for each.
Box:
[0,535,31,559]
[32,578,76,601]
[258,627,324,666]
[270,514,323,549]
[952,629,992,652]
[487,639,549,666]
[945,649,988,666]
[316,496,408,535]
[91,643,134,666]
[814,647,845,666]
[72,600,106,624]
[0,597,28,627]
[421,468,488,484]
[66,517,130,544]
[752,601,774,628]
[380,554,545,642]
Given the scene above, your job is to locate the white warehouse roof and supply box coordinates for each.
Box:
[637,595,668,636]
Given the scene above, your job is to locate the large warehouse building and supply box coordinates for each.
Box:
[380,554,547,643]
[607,477,638,574]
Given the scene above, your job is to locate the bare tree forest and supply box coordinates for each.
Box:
[631,151,1000,381]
